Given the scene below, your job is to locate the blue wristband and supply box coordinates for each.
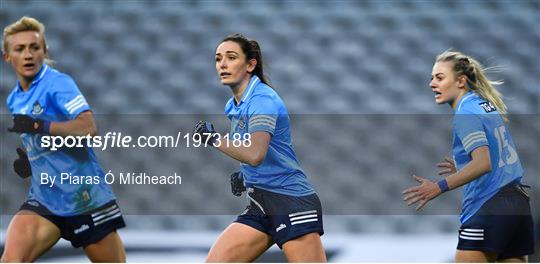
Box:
[437,179,450,193]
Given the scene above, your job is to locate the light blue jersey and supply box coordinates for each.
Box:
[7,64,115,216]
[452,92,523,223]
[224,75,314,196]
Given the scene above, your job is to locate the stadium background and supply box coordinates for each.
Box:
[0,0,538,262]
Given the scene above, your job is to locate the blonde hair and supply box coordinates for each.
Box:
[436,50,507,121]
[2,16,52,64]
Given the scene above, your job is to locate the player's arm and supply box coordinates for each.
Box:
[7,110,97,137]
[403,146,491,210]
[215,131,270,167]
[49,110,97,137]
[442,146,491,190]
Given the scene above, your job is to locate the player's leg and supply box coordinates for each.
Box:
[497,256,528,263]
[282,232,326,262]
[263,189,326,262]
[1,210,61,262]
[67,201,126,262]
[455,250,497,262]
[83,231,126,262]
[206,222,273,262]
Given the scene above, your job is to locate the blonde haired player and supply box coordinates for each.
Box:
[2,16,126,262]
[403,50,534,262]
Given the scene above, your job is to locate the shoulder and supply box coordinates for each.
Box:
[46,70,80,94]
[456,94,489,115]
[251,83,284,106]
[49,70,76,85]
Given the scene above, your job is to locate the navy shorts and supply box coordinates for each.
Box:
[457,184,535,259]
[20,200,126,248]
[235,187,324,248]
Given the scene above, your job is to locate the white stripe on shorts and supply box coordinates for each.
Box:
[289,210,317,217]
[459,235,484,241]
[290,214,318,222]
[291,218,318,226]
[94,212,122,226]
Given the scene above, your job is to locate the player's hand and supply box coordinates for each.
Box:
[230,171,246,196]
[436,156,456,176]
[402,175,442,211]
[193,121,219,146]
[13,148,32,179]
[8,114,50,134]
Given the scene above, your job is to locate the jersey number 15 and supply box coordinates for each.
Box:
[493,126,518,168]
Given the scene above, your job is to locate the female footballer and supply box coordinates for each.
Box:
[403,50,534,262]
[2,17,126,262]
[194,33,326,262]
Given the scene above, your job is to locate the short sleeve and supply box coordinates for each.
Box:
[454,112,489,155]
[52,75,91,119]
[247,95,278,135]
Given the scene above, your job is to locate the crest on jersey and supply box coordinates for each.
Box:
[32,101,44,115]
[82,190,91,202]
[237,117,246,130]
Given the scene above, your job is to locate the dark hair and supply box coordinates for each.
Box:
[221,33,270,86]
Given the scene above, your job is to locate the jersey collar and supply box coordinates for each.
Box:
[236,75,260,106]
[16,64,49,92]
[456,91,475,112]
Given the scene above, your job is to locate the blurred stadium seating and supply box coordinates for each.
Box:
[1,0,538,244]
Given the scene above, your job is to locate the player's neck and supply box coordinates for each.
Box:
[451,89,470,110]
[18,76,33,92]
[231,75,252,105]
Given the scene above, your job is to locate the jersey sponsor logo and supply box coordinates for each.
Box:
[32,101,44,115]
[74,224,90,234]
[479,102,496,113]
[276,223,287,232]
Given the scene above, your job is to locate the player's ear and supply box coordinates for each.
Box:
[3,52,10,63]
[457,75,467,89]
[246,58,257,73]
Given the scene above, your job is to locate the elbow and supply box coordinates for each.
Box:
[247,157,264,167]
[479,159,492,174]
[86,124,97,137]
[247,152,266,167]
[482,163,492,174]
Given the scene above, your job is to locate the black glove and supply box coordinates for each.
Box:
[193,120,219,146]
[14,148,32,179]
[8,114,50,134]
[230,171,246,196]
